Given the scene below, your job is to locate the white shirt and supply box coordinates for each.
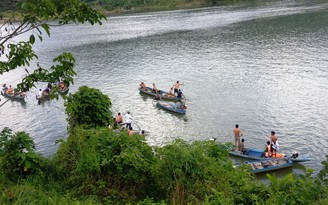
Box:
[38,90,43,97]
[124,113,133,124]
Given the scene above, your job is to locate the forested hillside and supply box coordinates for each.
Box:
[83,0,221,12]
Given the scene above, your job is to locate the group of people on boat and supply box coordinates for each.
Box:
[2,84,26,97]
[38,81,68,99]
[113,111,145,136]
[139,81,185,99]
[38,83,52,98]
[233,124,284,158]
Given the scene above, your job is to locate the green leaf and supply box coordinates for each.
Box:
[29,34,35,44]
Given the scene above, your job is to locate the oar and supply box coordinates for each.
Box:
[132,119,142,131]
[0,99,10,108]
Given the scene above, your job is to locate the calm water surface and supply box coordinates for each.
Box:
[1,1,327,174]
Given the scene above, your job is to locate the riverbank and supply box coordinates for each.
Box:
[92,0,240,16]
[94,1,208,16]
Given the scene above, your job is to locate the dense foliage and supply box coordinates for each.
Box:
[1,123,328,204]
[0,127,44,181]
[0,0,105,93]
[65,86,113,128]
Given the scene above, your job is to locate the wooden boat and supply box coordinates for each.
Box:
[156,100,187,114]
[246,158,293,174]
[229,147,311,163]
[1,89,26,101]
[112,123,147,135]
[139,87,184,102]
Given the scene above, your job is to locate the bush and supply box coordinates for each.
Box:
[54,126,158,203]
[65,86,113,129]
[0,127,45,181]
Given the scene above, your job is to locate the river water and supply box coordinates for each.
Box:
[1,0,327,174]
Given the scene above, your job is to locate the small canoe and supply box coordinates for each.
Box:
[246,158,293,174]
[139,87,184,102]
[229,147,311,163]
[1,89,26,101]
[156,100,187,114]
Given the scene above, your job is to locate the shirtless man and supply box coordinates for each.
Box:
[152,83,158,93]
[233,124,243,150]
[139,82,146,89]
[270,131,278,157]
[168,87,174,96]
[173,81,182,95]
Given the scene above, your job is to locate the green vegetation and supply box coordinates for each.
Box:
[82,0,236,14]
[65,86,113,129]
[1,87,328,204]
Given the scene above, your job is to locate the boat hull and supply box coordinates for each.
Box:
[139,87,184,102]
[246,158,293,174]
[156,101,186,114]
[1,89,25,101]
[230,147,311,163]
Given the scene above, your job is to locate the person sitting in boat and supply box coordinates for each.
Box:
[139,82,147,89]
[128,127,134,136]
[263,141,271,158]
[59,81,66,89]
[238,138,246,153]
[44,87,50,95]
[6,85,14,95]
[168,87,174,96]
[152,83,158,93]
[177,89,183,99]
[263,140,285,158]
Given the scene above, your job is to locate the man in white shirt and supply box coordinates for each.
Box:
[38,89,43,98]
[124,111,133,129]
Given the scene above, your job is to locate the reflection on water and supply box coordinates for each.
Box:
[0,1,327,175]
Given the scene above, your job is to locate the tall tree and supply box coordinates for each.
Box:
[0,0,106,92]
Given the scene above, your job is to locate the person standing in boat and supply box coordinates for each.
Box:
[233,124,243,151]
[124,111,133,130]
[173,81,182,95]
[270,131,278,157]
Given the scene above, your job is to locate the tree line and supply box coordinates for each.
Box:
[82,0,225,11]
